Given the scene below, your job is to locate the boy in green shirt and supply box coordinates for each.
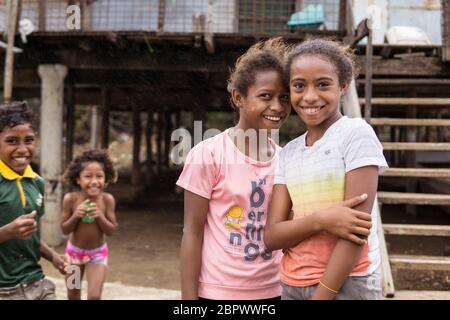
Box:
[0,101,68,300]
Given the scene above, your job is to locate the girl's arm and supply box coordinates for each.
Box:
[311,166,379,300]
[94,193,118,236]
[61,193,82,235]
[180,190,209,300]
[265,185,372,250]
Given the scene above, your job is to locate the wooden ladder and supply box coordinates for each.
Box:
[360,92,450,299]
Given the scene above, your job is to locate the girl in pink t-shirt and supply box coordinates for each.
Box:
[176,38,372,300]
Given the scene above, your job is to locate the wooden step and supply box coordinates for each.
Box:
[358,78,450,86]
[359,98,450,106]
[370,118,450,126]
[382,142,450,151]
[382,168,450,178]
[383,224,450,236]
[389,254,450,271]
[387,290,450,300]
[378,191,450,205]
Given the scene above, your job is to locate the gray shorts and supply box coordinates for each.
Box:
[0,278,56,300]
[281,270,382,300]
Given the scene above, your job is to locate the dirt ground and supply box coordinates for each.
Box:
[42,187,184,298]
[40,177,450,299]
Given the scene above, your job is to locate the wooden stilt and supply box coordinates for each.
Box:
[146,110,154,185]
[132,104,142,188]
[157,112,163,175]
[164,111,172,167]
[101,86,110,149]
[3,0,20,102]
[65,85,75,165]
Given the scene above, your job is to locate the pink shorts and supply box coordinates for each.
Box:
[65,242,108,266]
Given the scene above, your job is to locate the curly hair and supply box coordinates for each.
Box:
[286,38,359,87]
[0,101,36,133]
[64,149,118,188]
[227,37,291,113]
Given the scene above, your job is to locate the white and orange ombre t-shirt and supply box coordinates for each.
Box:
[176,129,282,300]
[274,116,388,287]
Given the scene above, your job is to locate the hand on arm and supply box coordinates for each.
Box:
[180,190,209,300]
[265,185,371,251]
[0,211,38,243]
[311,166,379,300]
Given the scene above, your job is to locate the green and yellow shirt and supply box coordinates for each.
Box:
[0,160,45,287]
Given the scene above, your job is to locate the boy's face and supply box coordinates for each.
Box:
[76,161,106,198]
[233,70,291,133]
[0,124,36,175]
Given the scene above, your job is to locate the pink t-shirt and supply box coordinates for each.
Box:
[176,129,282,300]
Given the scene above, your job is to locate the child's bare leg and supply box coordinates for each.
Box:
[85,264,107,300]
[66,264,85,300]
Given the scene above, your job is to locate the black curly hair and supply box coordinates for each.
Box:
[286,38,359,87]
[227,37,291,120]
[64,149,118,188]
[0,101,36,132]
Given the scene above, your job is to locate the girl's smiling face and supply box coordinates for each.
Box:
[0,123,36,175]
[233,70,291,133]
[290,55,346,129]
[76,161,106,198]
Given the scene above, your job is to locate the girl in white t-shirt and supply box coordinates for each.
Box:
[177,38,374,300]
[265,38,388,300]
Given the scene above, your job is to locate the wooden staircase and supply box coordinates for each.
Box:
[359,82,450,299]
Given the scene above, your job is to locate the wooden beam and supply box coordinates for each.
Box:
[383,224,450,237]
[157,0,166,32]
[3,0,20,102]
[378,191,450,205]
[389,255,450,271]
[164,111,171,167]
[376,204,395,297]
[100,86,110,148]
[65,85,75,164]
[360,98,450,106]
[38,0,47,31]
[381,142,450,151]
[357,56,450,77]
[442,0,450,62]
[132,104,142,187]
[381,168,450,178]
[146,111,154,185]
[370,118,450,126]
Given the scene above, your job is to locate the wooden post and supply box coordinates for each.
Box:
[339,0,348,34]
[65,85,75,165]
[132,104,142,188]
[146,111,154,185]
[157,0,166,32]
[157,112,163,175]
[80,0,92,31]
[442,0,450,62]
[164,111,172,167]
[364,20,373,122]
[3,0,20,102]
[38,0,46,31]
[376,202,396,298]
[90,105,99,149]
[101,87,110,149]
